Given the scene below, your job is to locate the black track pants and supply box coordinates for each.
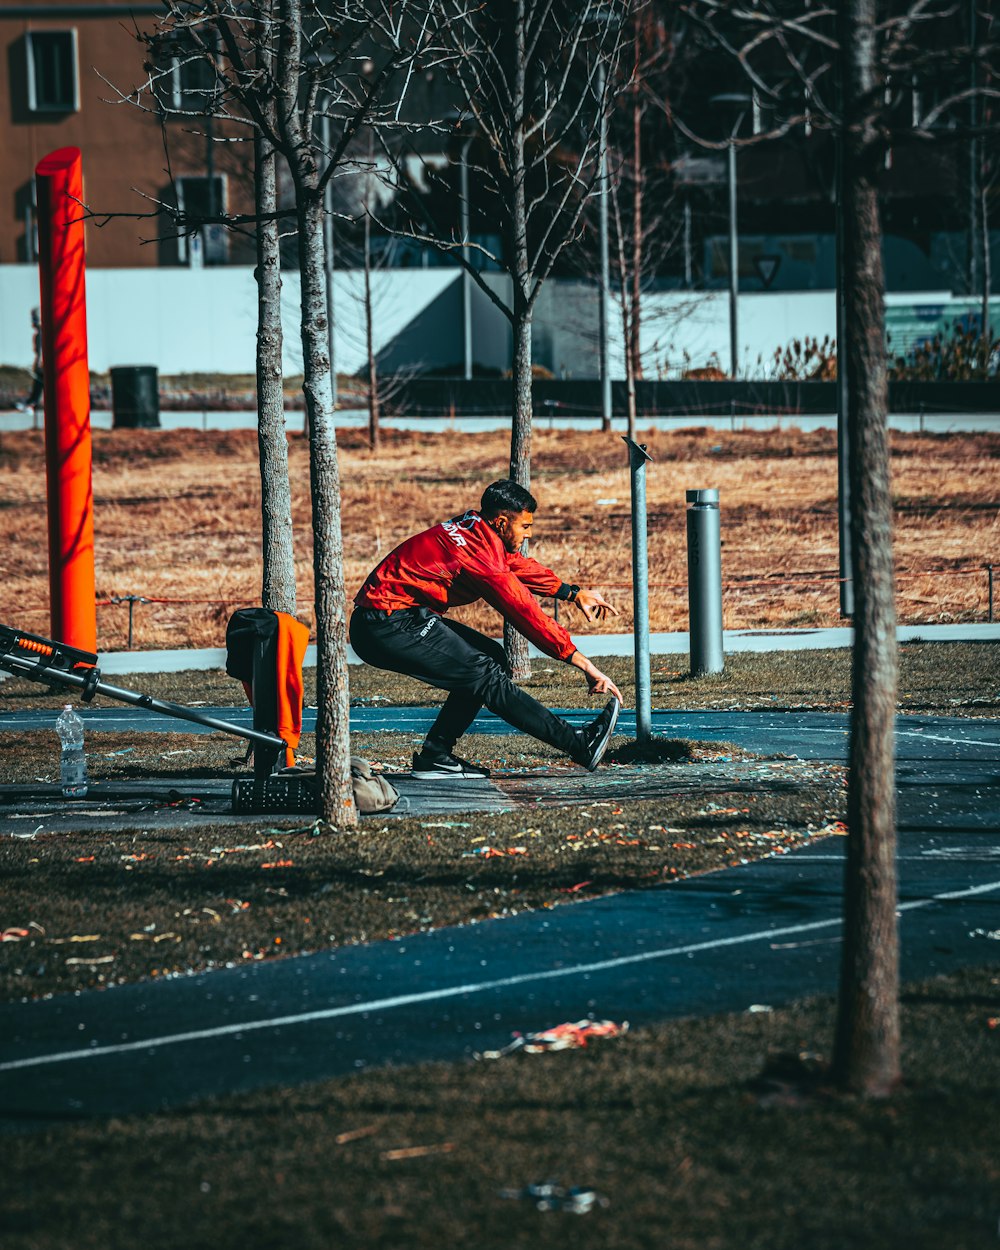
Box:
[350,606,581,759]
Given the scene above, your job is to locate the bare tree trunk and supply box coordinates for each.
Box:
[832,0,900,1098]
[254,112,296,616]
[273,0,355,826]
[509,303,533,485]
[364,195,380,451]
[504,0,532,682]
[297,193,357,826]
[505,302,533,679]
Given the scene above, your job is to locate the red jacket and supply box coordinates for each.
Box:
[354,510,577,661]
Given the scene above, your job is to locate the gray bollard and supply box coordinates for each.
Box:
[686,488,724,675]
[623,436,653,740]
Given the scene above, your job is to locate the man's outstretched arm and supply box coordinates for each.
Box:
[568,650,624,703]
[566,587,619,623]
[506,552,620,624]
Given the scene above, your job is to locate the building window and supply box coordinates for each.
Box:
[175,175,228,265]
[26,30,79,113]
[152,35,217,113]
[170,50,216,111]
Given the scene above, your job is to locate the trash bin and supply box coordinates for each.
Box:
[110,366,159,428]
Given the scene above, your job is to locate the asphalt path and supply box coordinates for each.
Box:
[5,702,1000,764]
[3,707,998,831]
[1,830,998,1129]
[0,706,996,1129]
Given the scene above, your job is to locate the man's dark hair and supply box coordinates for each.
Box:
[480,479,537,518]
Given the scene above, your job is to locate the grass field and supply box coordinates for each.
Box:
[1,426,996,649]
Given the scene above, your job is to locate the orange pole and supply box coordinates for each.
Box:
[36,146,96,653]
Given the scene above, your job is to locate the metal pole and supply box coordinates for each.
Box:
[988,564,994,623]
[321,109,337,409]
[205,112,215,259]
[835,104,854,617]
[727,139,738,379]
[624,436,653,740]
[203,29,217,262]
[686,488,724,676]
[968,0,978,296]
[460,134,473,381]
[599,61,612,431]
[24,203,36,263]
[0,652,287,753]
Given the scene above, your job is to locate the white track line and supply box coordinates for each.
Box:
[895,729,999,749]
[2,878,999,1075]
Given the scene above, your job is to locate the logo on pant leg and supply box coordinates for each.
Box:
[418,617,436,637]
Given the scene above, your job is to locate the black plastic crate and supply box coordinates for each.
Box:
[231,774,317,814]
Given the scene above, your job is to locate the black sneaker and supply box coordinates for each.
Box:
[411,750,491,780]
[574,697,621,771]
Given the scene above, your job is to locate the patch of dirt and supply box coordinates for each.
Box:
[1,427,996,649]
[2,642,996,716]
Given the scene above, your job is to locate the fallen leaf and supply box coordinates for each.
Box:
[381,1143,455,1161]
[335,1125,380,1145]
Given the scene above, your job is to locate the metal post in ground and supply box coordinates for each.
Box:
[988,564,994,622]
[321,110,337,410]
[624,436,653,740]
[727,137,739,380]
[598,62,612,432]
[112,594,148,649]
[459,134,474,381]
[834,37,854,620]
[686,488,724,676]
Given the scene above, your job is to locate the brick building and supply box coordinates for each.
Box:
[1,0,250,268]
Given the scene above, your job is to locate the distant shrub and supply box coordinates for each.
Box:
[774,335,836,381]
[888,320,999,381]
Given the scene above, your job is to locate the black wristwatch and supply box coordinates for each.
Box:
[556,583,581,603]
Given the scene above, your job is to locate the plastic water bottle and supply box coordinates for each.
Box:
[56,704,88,799]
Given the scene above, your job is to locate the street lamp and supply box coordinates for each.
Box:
[710,93,749,380]
[835,111,852,618]
[459,132,474,381]
[831,8,853,619]
[598,60,612,430]
[319,107,338,410]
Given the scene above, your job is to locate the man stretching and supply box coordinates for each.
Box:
[351,479,623,779]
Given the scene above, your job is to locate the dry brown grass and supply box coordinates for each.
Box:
[1,425,997,649]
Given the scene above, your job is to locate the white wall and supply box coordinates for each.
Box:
[0,264,463,375]
[636,290,838,377]
[0,264,970,379]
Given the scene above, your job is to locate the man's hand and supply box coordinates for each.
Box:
[574,588,620,623]
[569,651,624,704]
[585,666,624,702]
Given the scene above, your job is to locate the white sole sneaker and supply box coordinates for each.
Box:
[579,697,621,771]
[411,754,490,780]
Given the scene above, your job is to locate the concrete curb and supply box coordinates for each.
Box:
[80,622,1000,675]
